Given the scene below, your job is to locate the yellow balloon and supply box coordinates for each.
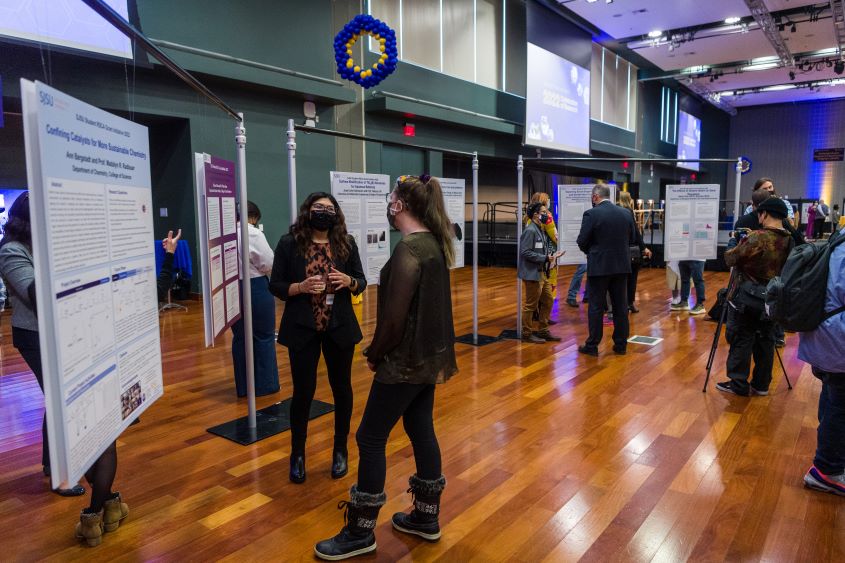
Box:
[346,49,352,55]
[354,65,361,73]
[372,63,379,69]
[346,59,353,68]
[379,38,386,43]
[360,70,367,77]
[379,45,385,52]
[346,42,352,48]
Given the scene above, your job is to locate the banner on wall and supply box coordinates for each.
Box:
[556,183,616,265]
[21,80,163,489]
[330,171,391,285]
[195,153,241,347]
[664,184,720,261]
[438,178,466,269]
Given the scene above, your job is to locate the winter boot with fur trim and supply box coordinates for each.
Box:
[75,509,104,547]
[391,474,446,541]
[103,492,129,532]
[314,485,386,561]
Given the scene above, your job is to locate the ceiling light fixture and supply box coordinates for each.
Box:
[741,62,780,71]
[725,17,741,24]
[835,60,845,74]
[648,30,663,38]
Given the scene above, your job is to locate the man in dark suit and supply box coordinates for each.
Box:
[576,183,636,356]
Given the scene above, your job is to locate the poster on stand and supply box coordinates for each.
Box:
[438,178,466,268]
[330,171,390,285]
[664,184,720,260]
[556,183,616,265]
[195,153,241,347]
[21,80,163,489]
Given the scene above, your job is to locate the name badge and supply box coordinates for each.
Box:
[326,294,335,306]
[535,242,543,249]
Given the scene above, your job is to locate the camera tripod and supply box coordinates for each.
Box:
[703,268,793,393]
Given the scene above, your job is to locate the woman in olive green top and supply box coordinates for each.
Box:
[315,175,458,560]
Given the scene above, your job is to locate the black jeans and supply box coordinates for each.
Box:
[287,332,354,454]
[585,274,629,349]
[813,368,845,475]
[12,327,49,468]
[356,381,441,495]
[725,306,775,393]
[679,261,705,304]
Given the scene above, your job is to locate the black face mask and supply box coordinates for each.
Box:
[539,212,550,224]
[386,201,401,230]
[309,210,335,231]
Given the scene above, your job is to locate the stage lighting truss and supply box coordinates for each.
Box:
[744,0,794,68]
[831,0,845,66]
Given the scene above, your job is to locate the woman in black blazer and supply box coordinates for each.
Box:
[269,192,366,484]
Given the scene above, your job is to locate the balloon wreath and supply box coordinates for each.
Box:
[334,14,398,88]
[739,156,753,175]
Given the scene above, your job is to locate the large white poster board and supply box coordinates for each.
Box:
[556,184,616,265]
[438,178,466,269]
[330,171,390,285]
[195,153,241,347]
[665,184,720,260]
[21,80,163,489]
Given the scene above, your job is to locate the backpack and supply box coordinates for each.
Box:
[765,230,845,331]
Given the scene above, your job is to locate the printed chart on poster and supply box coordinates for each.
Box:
[330,171,390,284]
[439,178,466,268]
[556,184,616,265]
[664,184,720,260]
[21,80,163,489]
[195,154,241,347]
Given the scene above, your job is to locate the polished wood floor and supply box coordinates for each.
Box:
[0,266,842,562]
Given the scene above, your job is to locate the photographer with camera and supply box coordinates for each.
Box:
[717,197,793,396]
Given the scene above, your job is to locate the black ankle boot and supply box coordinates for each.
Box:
[289,454,306,484]
[391,474,446,541]
[331,450,348,479]
[314,485,385,561]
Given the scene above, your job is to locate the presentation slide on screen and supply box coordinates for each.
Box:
[439,178,466,269]
[195,154,241,347]
[525,42,591,155]
[21,80,163,489]
[677,110,702,171]
[331,171,390,285]
[0,1,132,59]
[557,184,616,265]
[664,184,720,260]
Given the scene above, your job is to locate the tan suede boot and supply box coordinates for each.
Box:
[103,493,129,532]
[75,510,104,547]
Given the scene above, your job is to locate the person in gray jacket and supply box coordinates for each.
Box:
[518,202,564,343]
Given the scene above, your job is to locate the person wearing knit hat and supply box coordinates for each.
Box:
[717,196,794,397]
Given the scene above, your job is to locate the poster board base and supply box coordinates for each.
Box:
[207,398,333,445]
[455,333,501,347]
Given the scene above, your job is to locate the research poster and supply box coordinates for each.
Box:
[664,184,720,260]
[556,184,616,265]
[21,80,163,489]
[195,154,241,347]
[439,178,466,269]
[330,171,390,285]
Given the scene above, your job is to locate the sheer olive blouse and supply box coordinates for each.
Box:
[364,232,458,385]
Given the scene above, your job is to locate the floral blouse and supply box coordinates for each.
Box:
[306,242,333,331]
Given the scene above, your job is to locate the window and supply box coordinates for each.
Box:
[660,86,678,144]
[589,43,638,132]
[369,0,505,90]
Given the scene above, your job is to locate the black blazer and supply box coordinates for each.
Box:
[576,200,636,276]
[269,233,367,351]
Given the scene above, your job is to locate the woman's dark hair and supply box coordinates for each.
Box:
[752,177,773,192]
[2,192,31,250]
[394,176,455,267]
[290,191,350,263]
[247,200,261,222]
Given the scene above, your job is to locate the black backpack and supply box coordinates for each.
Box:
[766,231,845,331]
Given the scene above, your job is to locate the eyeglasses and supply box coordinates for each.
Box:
[311,203,337,215]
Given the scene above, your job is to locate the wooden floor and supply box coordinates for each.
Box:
[0,266,842,562]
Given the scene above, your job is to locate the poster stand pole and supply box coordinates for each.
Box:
[499,156,525,341]
[472,152,479,344]
[733,157,742,225]
[456,153,499,346]
[235,114,257,430]
[287,119,298,223]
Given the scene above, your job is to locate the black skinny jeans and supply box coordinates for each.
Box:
[288,332,354,454]
[356,381,441,495]
[13,327,50,468]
